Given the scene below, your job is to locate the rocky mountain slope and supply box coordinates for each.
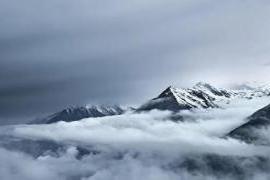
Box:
[31,105,125,124]
[228,103,270,145]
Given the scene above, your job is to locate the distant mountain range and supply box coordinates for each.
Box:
[30,82,270,124]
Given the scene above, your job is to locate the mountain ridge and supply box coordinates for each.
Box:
[138,82,270,112]
[30,105,125,124]
[30,82,270,124]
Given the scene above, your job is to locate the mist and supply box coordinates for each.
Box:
[1,97,270,180]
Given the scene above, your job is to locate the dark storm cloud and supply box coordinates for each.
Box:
[0,0,270,124]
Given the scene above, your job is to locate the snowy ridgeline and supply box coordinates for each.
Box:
[30,82,270,124]
[31,105,125,124]
[137,82,270,112]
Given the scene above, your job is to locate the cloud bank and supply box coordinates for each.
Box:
[1,97,270,179]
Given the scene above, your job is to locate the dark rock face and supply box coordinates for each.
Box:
[188,89,218,108]
[31,105,125,124]
[138,87,192,112]
[228,104,270,144]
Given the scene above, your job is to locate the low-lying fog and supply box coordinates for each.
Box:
[1,97,270,180]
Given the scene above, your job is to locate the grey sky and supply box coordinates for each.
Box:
[0,0,270,124]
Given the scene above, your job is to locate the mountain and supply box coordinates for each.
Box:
[137,83,232,112]
[138,82,270,112]
[30,82,270,124]
[228,103,270,145]
[31,105,125,124]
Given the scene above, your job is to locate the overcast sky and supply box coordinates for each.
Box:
[0,0,270,124]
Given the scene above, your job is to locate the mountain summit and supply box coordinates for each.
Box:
[138,83,231,112]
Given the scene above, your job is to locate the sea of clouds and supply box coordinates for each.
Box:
[1,97,270,180]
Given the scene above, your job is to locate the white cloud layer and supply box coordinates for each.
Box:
[1,97,270,180]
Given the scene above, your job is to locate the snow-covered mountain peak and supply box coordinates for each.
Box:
[157,86,178,98]
[138,82,226,112]
[193,82,231,98]
[138,82,270,112]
